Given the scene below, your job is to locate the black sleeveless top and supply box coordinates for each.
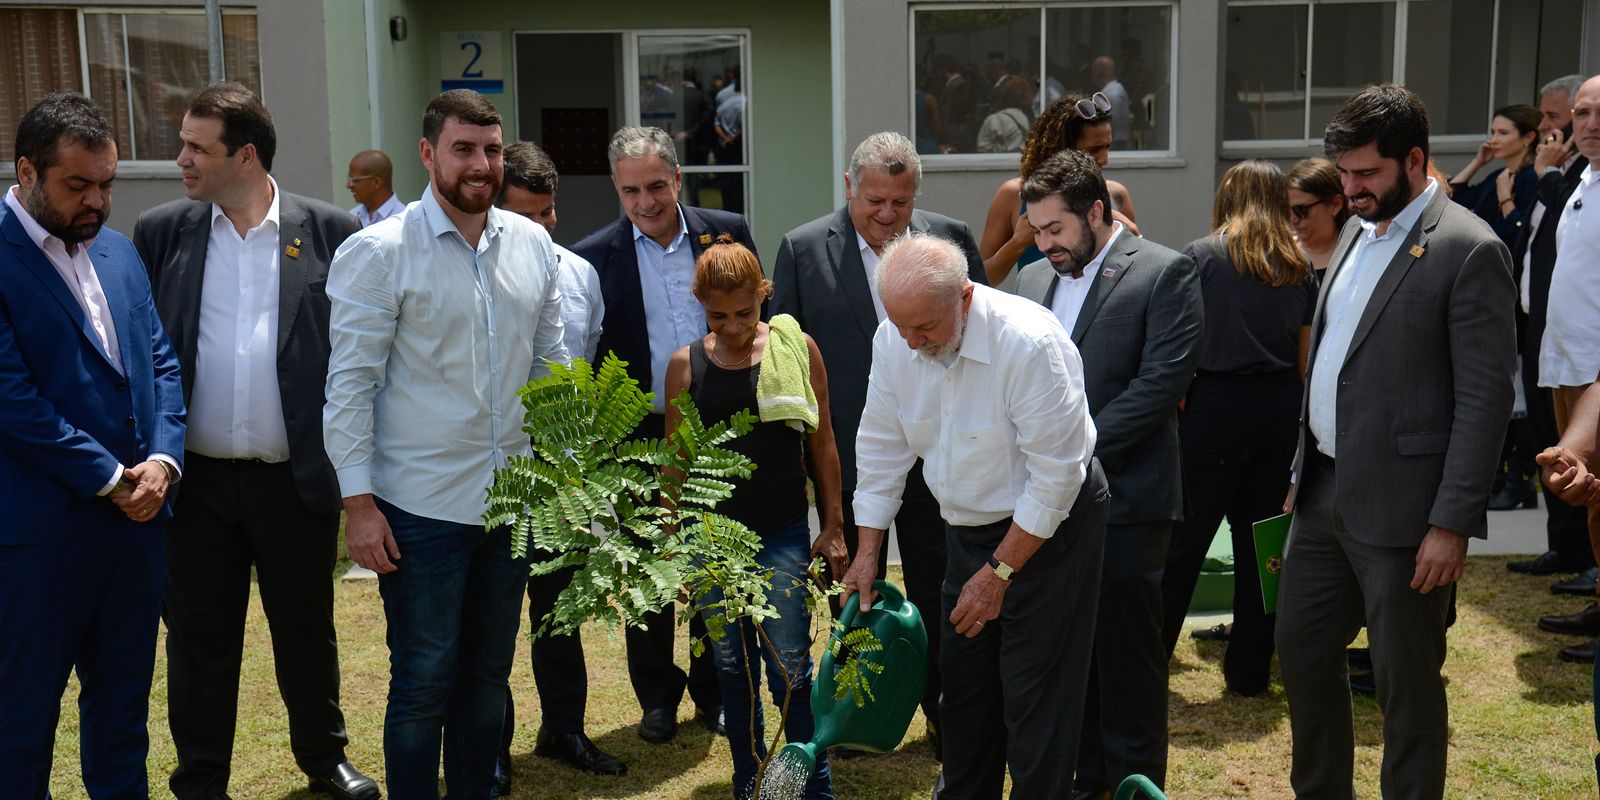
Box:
[688,339,808,532]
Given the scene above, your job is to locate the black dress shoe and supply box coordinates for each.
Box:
[1552,566,1600,596]
[1539,603,1600,635]
[1190,622,1230,642]
[308,760,380,800]
[1559,639,1597,663]
[696,704,726,736]
[490,748,512,797]
[1348,671,1377,696]
[1510,550,1589,575]
[1347,647,1372,673]
[1487,476,1538,510]
[535,728,628,775]
[637,706,678,743]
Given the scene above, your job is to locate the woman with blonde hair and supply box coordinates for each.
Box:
[1159,160,1316,696]
[664,236,846,799]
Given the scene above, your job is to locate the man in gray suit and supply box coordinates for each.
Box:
[1277,83,1515,799]
[770,131,986,755]
[133,83,377,799]
[1014,148,1201,796]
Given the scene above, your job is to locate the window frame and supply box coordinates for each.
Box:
[0,5,263,169]
[509,27,754,224]
[1222,0,1502,156]
[907,0,1183,170]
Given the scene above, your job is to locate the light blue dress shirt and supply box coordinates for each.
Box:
[1308,178,1438,458]
[323,186,566,525]
[633,206,705,413]
[553,242,604,365]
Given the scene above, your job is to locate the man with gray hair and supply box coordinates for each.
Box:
[841,231,1107,799]
[572,125,757,744]
[1507,74,1597,595]
[771,131,986,755]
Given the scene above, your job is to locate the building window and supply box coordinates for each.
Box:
[1225,0,1583,146]
[0,7,261,164]
[911,3,1176,158]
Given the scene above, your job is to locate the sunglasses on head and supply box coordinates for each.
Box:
[1290,198,1328,220]
[1073,92,1112,120]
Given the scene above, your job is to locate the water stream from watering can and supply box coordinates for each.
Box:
[755,748,812,800]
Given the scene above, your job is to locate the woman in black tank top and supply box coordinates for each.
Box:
[663,237,845,800]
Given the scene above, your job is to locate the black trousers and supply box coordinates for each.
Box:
[164,454,347,799]
[1160,370,1299,695]
[1522,355,1595,565]
[841,460,945,733]
[938,460,1107,800]
[502,566,589,749]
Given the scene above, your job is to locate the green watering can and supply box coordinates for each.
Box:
[775,579,928,778]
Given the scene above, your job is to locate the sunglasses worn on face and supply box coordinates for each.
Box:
[1074,92,1112,120]
[1290,198,1328,220]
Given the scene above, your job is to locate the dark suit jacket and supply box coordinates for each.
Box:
[1015,231,1202,525]
[0,201,185,544]
[769,207,985,491]
[573,204,755,432]
[133,191,357,515]
[1513,159,1587,377]
[1290,188,1516,544]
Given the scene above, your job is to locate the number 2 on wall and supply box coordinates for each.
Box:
[460,41,484,78]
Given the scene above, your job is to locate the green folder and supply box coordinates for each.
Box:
[1252,512,1293,615]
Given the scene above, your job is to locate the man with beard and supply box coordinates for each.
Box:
[572,126,754,745]
[842,231,1107,799]
[133,82,376,800]
[1276,83,1514,799]
[1013,148,1201,798]
[0,92,185,795]
[323,89,567,797]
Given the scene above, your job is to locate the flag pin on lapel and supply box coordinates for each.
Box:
[699,233,712,245]
[285,238,301,259]
[1409,244,1425,258]
[1102,267,1116,278]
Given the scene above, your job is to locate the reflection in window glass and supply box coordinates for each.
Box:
[1045,5,1172,151]
[1225,5,1306,140]
[1406,0,1493,135]
[1493,0,1583,112]
[85,11,262,161]
[1308,3,1394,140]
[637,34,746,215]
[913,8,1041,155]
[0,9,83,161]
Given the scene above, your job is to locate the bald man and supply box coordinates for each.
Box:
[345,150,404,227]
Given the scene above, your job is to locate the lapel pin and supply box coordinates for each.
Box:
[1102,267,1116,278]
[285,238,301,259]
[1409,244,1425,258]
[698,233,712,246]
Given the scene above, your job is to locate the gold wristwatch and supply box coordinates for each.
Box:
[987,556,1014,581]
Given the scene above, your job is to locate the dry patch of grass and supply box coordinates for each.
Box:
[47,559,1597,798]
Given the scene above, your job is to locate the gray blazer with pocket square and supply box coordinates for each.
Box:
[1288,187,1516,544]
[1015,230,1202,525]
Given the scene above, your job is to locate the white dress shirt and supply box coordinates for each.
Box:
[4,185,179,492]
[554,242,604,364]
[323,187,566,525]
[1309,178,1439,457]
[5,187,121,374]
[854,284,1097,538]
[187,176,290,462]
[1541,164,1600,388]
[1049,222,1123,334]
[634,207,705,413]
[1522,153,1583,313]
[855,233,886,323]
[350,193,405,228]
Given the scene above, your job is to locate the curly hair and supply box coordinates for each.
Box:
[1018,93,1110,179]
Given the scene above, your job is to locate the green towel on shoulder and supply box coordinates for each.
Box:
[756,314,819,433]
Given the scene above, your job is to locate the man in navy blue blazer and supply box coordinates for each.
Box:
[0,93,185,796]
[572,126,756,745]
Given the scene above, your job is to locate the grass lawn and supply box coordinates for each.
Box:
[47,557,1599,798]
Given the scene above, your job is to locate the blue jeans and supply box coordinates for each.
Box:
[375,499,528,800]
[701,514,833,800]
